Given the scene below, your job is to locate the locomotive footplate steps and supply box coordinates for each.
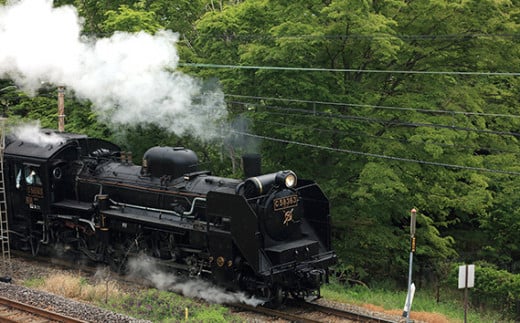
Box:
[265,239,319,264]
[260,250,337,277]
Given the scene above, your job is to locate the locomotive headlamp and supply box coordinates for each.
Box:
[285,172,297,188]
[276,170,297,188]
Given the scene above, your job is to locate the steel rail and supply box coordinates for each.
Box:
[286,299,399,323]
[230,302,323,323]
[0,295,88,323]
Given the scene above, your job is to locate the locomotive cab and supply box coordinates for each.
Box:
[3,131,120,253]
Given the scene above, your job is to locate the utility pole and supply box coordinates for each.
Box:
[57,86,65,132]
[403,208,417,322]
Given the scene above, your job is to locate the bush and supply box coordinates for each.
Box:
[448,262,520,320]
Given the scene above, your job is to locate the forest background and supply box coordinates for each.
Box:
[2,0,520,316]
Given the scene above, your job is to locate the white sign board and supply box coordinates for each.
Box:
[458,264,475,289]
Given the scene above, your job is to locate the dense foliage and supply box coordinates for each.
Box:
[2,0,520,315]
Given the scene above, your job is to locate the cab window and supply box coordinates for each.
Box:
[16,165,42,188]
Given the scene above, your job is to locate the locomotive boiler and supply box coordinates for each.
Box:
[2,130,336,305]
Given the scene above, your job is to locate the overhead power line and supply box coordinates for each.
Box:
[179,63,520,76]
[195,32,520,41]
[226,94,520,119]
[232,130,520,176]
[229,100,520,138]
[251,118,520,156]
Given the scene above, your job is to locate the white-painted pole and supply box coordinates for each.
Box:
[403,208,417,322]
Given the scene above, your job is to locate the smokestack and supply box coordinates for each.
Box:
[242,153,261,178]
[57,86,65,132]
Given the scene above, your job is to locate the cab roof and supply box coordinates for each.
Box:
[4,129,119,160]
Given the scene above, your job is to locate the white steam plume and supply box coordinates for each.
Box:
[0,0,227,140]
[127,255,265,307]
[12,121,65,146]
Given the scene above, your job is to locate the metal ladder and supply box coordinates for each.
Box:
[0,117,11,275]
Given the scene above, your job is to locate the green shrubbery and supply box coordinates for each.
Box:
[322,277,513,322]
[448,262,520,320]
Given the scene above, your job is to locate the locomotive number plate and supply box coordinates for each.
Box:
[273,195,298,211]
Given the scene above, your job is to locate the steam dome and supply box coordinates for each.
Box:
[142,146,198,178]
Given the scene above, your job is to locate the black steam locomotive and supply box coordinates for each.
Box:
[2,130,336,305]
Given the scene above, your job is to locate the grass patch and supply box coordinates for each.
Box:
[21,272,244,322]
[106,289,241,322]
[22,276,46,288]
[322,281,514,323]
[23,272,121,302]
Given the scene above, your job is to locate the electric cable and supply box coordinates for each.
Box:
[179,62,520,76]
[229,101,520,138]
[250,118,520,156]
[231,130,520,176]
[225,94,520,119]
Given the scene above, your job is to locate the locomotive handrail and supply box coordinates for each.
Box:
[78,177,206,198]
[53,214,96,232]
[241,182,318,201]
[294,182,320,191]
[182,197,206,217]
[108,198,184,217]
[36,220,49,244]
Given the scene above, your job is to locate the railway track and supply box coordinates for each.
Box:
[232,302,323,322]
[9,252,402,322]
[232,299,399,323]
[292,299,398,322]
[0,296,87,323]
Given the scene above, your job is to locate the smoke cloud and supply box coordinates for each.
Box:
[12,121,65,146]
[0,0,227,141]
[127,255,264,307]
[228,115,260,154]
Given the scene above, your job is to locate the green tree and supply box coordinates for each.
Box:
[191,0,520,284]
[103,4,163,34]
